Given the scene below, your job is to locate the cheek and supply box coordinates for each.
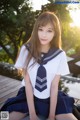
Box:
[49,33,54,40]
[38,31,41,38]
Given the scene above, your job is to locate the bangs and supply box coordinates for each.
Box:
[37,15,53,27]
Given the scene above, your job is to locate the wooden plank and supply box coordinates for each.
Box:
[0,75,21,109]
[0,85,21,98]
[0,77,11,83]
[0,82,21,94]
[0,80,20,90]
[0,76,21,90]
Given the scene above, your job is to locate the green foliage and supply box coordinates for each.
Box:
[67,48,76,56]
[41,1,80,52]
[59,80,69,93]
[0,0,80,63]
[0,0,38,63]
[0,47,14,63]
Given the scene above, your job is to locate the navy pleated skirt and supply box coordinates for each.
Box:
[1,86,74,118]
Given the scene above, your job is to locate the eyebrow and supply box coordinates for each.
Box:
[48,28,53,30]
[39,26,53,30]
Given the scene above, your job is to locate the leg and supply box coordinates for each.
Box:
[9,111,27,120]
[55,113,78,120]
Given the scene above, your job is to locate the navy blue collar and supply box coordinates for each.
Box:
[24,43,63,65]
[39,48,63,64]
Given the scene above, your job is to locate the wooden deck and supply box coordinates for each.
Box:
[0,75,44,120]
[0,75,21,109]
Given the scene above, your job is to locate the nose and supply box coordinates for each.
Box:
[42,31,47,37]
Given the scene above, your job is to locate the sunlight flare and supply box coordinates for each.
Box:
[69,5,80,27]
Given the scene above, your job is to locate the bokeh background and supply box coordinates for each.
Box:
[0,0,80,99]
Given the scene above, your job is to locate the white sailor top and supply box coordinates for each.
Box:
[14,45,70,99]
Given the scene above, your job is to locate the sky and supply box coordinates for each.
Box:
[30,0,49,11]
[30,1,80,27]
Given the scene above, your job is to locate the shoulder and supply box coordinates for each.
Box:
[60,49,67,56]
[21,44,27,50]
[17,45,29,58]
[57,50,67,61]
[59,50,68,62]
[20,44,29,53]
[21,43,31,52]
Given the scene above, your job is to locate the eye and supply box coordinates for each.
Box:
[47,30,53,32]
[38,28,43,31]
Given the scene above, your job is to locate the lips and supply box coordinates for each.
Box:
[40,39,47,41]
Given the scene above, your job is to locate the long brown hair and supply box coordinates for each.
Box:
[26,11,62,67]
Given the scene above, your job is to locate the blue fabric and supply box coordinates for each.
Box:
[56,91,74,115]
[1,87,74,118]
[35,65,47,92]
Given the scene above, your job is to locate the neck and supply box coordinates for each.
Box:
[40,44,50,53]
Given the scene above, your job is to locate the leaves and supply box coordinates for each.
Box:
[0,0,36,63]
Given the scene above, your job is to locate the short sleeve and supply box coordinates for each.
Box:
[14,45,28,69]
[56,51,70,76]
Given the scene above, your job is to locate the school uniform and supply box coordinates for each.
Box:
[1,44,74,118]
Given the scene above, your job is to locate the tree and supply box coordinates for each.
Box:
[41,0,80,51]
[0,0,37,63]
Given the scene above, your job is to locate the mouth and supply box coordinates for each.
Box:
[40,39,47,41]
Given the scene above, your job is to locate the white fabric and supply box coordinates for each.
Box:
[14,45,28,69]
[14,45,70,99]
[75,61,80,66]
[67,56,74,62]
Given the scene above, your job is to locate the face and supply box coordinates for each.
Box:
[38,23,55,47]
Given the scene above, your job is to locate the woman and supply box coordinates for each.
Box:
[1,11,78,120]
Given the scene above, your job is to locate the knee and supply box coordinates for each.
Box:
[55,113,78,120]
[55,114,65,120]
[9,112,26,120]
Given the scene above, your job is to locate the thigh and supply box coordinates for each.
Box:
[9,111,27,120]
[55,113,78,120]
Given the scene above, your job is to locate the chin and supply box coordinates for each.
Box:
[40,41,48,45]
[40,43,48,46]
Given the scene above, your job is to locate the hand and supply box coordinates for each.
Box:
[29,114,40,120]
[47,118,55,120]
[47,115,55,120]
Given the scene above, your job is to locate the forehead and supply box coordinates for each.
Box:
[38,16,53,26]
[39,23,53,29]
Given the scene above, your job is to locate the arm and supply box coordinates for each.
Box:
[14,45,39,120]
[24,71,38,120]
[48,75,60,120]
